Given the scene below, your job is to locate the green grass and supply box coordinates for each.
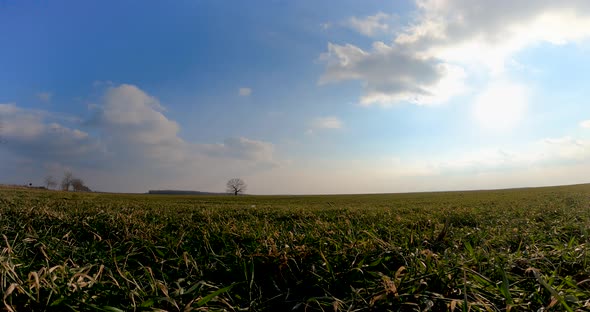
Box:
[2,185,590,311]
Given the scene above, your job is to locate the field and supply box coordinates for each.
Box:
[2,185,590,311]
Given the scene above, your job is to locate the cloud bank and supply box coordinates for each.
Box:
[320,0,590,106]
[2,84,590,194]
[0,84,278,192]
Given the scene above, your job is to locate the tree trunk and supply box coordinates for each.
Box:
[234,190,238,195]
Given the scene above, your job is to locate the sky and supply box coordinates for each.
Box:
[2,1,590,194]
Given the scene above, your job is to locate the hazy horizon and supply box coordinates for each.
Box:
[3,1,590,194]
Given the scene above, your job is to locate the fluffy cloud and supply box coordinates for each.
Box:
[101,85,181,144]
[238,87,252,96]
[0,85,279,192]
[306,116,343,135]
[319,42,466,106]
[0,104,102,166]
[398,0,590,72]
[320,1,590,106]
[579,120,590,128]
[311,116,343,129]
[347,12,391,37]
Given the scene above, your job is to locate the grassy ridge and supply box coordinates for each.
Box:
[1,185,590,311]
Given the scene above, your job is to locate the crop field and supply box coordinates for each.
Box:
[1,185,590,311]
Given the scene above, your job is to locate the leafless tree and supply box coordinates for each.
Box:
[61,171,73,191]
[226,178,247,196]
[71,178,91,192]
[44,175,57,190]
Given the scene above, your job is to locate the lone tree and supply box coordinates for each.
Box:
[61,171,73,191]
[44,175,57,190]
[226,178,247,196]
[71,178,91,192]
[59,171,92,192]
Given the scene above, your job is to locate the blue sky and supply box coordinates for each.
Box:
[2,0,590,194]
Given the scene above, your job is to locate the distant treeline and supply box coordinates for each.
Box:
[147,190,227,195]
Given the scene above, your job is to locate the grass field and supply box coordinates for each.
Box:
[1,185,590,311]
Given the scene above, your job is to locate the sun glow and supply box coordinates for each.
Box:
[473,82,529,132]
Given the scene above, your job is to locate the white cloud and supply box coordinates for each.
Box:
[37,92,52,103]
[398,0,590,72]
[472,81,529,131]
[306,116,343,135]
[347,12,391,37]
[311,116,343,129]
[239,87,252,96]
[320,0,590,106]
[101,84,180,146]
[580,120,590,128]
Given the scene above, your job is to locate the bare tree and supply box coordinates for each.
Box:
[61,171,73,191]
[71,178,91,192]
[226,178,247,196]
[44,175,57,190]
